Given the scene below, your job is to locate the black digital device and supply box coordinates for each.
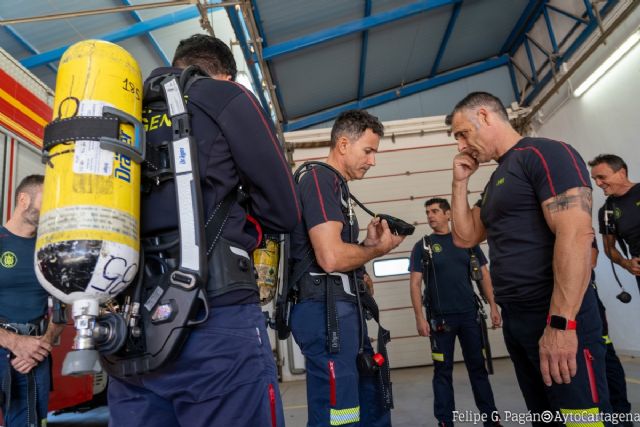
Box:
[375,213,416,236]
[616,290,632,304]
[429,318,450,334]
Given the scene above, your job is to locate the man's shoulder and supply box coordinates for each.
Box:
[145,67,245,105]
[297,164,340,190]
[516,136,573,154]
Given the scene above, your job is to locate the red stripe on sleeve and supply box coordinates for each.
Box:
[515,147,556,196]
[230,82,301,221]
[312,169,329,222]
[558,141,588,186]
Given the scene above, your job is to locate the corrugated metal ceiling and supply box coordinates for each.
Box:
[0,0,631,133]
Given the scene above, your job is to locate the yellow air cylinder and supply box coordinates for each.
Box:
[253,238,280,305]
[35,40,142,305]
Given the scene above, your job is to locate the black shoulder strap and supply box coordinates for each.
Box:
[605,196,629,258]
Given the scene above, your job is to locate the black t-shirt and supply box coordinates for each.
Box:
[597,183,640,257]
[477,137,591,307]
[142,67,299,250]
[290,165,362,276]
[142,68,300,306]
[409,233,486,314]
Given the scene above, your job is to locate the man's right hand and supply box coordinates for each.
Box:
[376,219,405,254]
[8,335,51,365]
[453,152,479,182]
[622,257,640,276]
[416,316,430,337]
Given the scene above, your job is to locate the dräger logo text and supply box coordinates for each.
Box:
[179,147,187,165]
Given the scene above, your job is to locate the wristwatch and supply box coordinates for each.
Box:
[546,315,577,330]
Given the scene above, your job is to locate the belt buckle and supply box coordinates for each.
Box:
[0,323,19,334]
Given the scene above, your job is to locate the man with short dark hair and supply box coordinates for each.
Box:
[449,91,613,425]
[589,154,640,292]
[107,34,299,427]
[289,109,404,427]
[0,174,64,427]
[409,198,501,427]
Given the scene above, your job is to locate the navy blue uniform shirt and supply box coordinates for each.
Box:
[597,183,640,257]
[0,226,48,323]
[477,137,591,308]
[291,165,363,276]
[409,233,486,315]
[141,67,300,250]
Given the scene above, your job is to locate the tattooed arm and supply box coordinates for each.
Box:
[539,186,594,386]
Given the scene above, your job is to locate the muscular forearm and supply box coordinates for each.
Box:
[0,328,16,350]
[409,273,425,320]
[451,181,484,247]
[324,241,384,273]
[42,322,65,346]
[549,228,593,319]
[480,267,497,308]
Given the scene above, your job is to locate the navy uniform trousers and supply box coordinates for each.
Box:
[0,348,50,427]
[428,310,498,427]
[291,300,391,427]
[500,288,613,427]
[108,304,284,427]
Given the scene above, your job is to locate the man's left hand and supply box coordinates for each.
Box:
[11,356,37,374]
[489,305,502,328]
[538,327,578,386]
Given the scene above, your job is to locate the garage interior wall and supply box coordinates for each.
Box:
[533,13,640,356]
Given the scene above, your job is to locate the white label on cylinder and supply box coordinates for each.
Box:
[72,100,114,176]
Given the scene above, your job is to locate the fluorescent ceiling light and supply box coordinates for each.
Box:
[573,29,640,97]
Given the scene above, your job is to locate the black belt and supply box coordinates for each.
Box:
[0,317,45,336]
[142,234,258,299]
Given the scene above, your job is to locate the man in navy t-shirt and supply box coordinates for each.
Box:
[290,110,404,427]
[449,92,612,425]
[589,154,640,292]
[0,175,64,427]
[408,198,501,427]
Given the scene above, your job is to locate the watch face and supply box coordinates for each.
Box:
[549,315,568,330]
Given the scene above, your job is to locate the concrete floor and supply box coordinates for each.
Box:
[47,356,640,426]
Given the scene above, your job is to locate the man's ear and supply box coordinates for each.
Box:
[336,136,350,154]
[477,107,489,126]
[16,192,30,210]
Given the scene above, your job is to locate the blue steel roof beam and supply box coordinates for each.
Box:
[542,5,558,53]
[226,6,271,113]
[523,0,617,106]
[121,0,171,66]
[0,18,57,73]
[250,0,268,47]
[356,0,372,100]
[508,60,520,102]
[21,6,203,69]
[523,38,538,83]
[262,0,461,61]
[545,4,588,25]
[510,57,535,87]
[284,55,509,132]
[500,0,543,54]
[582,0,596,20]
[247,0,284,116]
[429,1,461,77]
